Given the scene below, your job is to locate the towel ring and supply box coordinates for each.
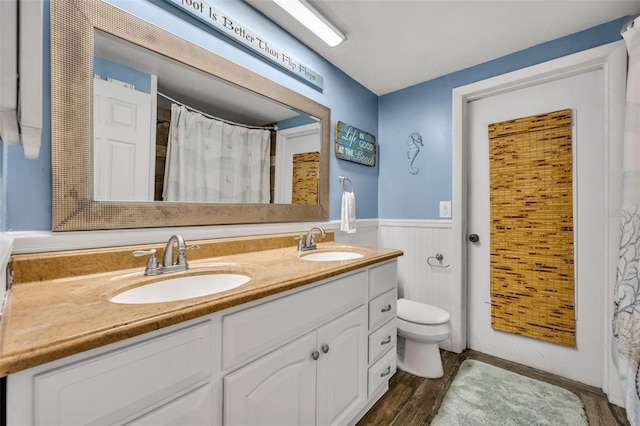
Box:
[339,175,355,193]
[427,253,450,268]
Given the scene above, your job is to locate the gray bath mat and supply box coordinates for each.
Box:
[431,359,588,425]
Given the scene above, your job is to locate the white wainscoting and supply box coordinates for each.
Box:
[379,219,457,352]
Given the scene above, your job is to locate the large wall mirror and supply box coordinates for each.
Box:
[51,0,330,231]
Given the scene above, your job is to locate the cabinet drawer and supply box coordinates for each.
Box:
[34,321,212,426]
[367,348,396,398]
[369,261,397,298]
[222,271,367,370]
[369,288,397,331]
[368,318,396,364]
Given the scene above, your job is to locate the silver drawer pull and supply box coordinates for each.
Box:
[381,305,392,313]
[380,336,392,345]
[380,366,391,377]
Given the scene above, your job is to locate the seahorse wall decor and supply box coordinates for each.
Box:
[407,132,423,175]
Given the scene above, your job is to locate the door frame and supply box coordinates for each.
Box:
[274,122,321,204]
[451,41,626,403]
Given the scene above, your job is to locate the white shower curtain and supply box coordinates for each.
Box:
[614,15,640,425]
[163,104,271,203]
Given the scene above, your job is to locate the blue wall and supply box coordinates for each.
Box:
[1,0,378,231]
[94,57,152,93]
[378,18,625,219]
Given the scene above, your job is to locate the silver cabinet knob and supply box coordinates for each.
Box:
[311,351,320,360]
[321,344,329,354]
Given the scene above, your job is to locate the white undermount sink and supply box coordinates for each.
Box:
[110,273,251,304]
[301,251,364,261]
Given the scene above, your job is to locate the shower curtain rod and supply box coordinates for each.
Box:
[157,91,277,131]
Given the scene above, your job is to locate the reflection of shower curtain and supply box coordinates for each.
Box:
[163,104,271,203]
[614,16,640,425]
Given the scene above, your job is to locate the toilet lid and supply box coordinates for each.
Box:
[397,298,450,325]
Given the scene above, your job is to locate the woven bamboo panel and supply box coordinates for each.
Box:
[488,109,575,347]
[292,152,320,205]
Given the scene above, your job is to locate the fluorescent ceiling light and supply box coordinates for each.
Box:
[272,0,346,47]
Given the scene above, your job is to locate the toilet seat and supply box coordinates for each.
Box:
[397,298,449,325]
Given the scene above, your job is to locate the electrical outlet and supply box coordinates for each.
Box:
[439,201,451,218]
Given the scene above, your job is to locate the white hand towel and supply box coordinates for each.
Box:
[341,191,356,233]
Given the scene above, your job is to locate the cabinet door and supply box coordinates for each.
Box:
[316,306,367,426]
[224,332,317,426]
[32,321,212,425]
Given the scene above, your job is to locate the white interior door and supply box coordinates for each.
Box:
[274,122,321,204]
[93,78,153,201]
[467,69,605,387]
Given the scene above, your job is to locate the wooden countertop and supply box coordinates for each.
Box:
[0,236,402,376]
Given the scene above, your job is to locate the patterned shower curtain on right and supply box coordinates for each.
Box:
[614,15,640,426]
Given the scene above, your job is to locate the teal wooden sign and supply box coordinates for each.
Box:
[335,121,376,167]
[163,0,324,90]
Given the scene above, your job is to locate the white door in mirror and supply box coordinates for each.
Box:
[94,78,153,201]
[110,274,250,304]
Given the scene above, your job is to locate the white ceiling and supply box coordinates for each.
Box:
[245,0,639,95]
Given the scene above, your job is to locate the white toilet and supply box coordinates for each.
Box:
[396,298,451,379]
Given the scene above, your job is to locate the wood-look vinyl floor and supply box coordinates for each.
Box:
[357,349,629,426]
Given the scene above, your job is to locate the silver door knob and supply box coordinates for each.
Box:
[311,351,320,360]
[321,345,329,353]
[469,234,480,243]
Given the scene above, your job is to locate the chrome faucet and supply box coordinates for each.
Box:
[295,226,326,252]
[133,234,199,276]
[163,234,187,269]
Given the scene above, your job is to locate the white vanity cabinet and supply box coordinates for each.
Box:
[224,306,367,425]
[7,319,218,425]
[5,259,399,426]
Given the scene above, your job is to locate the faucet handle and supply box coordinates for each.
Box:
[133,249,159,273]
[133,248,157,258]
[177,244,199,266]
[294,235,305,251]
